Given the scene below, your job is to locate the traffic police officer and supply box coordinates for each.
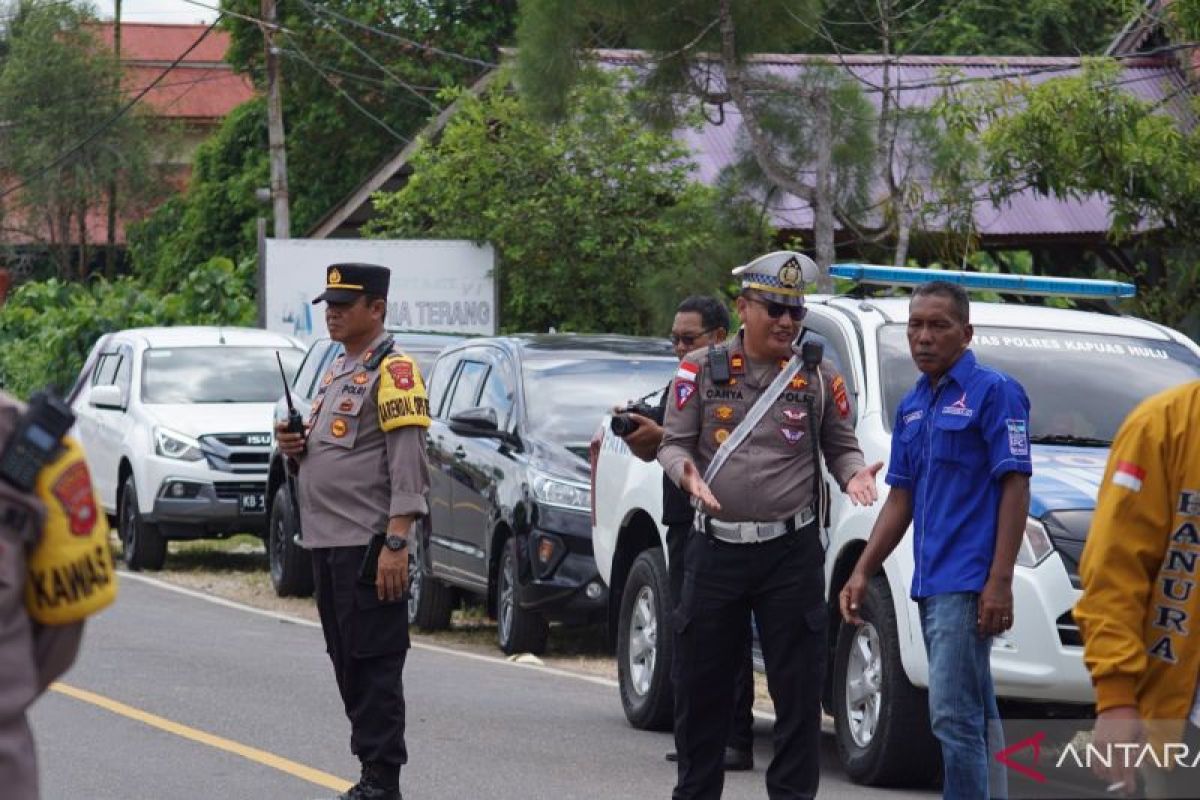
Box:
[276,263,430,800]
[659,252,882,800]
[0,391,116,800]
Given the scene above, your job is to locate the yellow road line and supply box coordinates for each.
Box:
[50,682,353,792]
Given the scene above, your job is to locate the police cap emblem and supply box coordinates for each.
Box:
[778,257,802,289]
[329,267,343,286]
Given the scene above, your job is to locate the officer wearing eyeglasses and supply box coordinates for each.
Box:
[658,251,883,800]
[616,296,756,772]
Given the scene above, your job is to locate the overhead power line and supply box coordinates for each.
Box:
[285,39,410,144]
[298,2,496,69]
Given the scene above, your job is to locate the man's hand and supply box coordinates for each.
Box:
[1091,706,1142,795]
[376,546,409,602]
[274,419,307,458]
[680,460,721,514]
[839,571,868,625]
[978,575,1014,636]
[845,461,884,506]
[621,414,663,462]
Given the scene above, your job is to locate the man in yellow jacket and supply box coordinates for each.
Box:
[1075,380,1200,797]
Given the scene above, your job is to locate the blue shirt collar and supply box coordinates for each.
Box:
[917,348,976,394]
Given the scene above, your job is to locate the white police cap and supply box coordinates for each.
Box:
[731,251,819,307]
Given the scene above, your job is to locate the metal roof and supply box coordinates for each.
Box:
[594,50,1190,239]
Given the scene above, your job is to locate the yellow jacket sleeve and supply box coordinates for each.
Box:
[1074,403,1173,712]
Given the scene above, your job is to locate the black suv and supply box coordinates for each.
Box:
[412,335,675,654]
[265,331,464,596]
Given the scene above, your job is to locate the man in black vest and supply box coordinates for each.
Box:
[619,295,755,771]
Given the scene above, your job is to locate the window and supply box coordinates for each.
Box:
[92,353,121,386]
[292,342,328,400]
[426,353,461,418]
[445,360,489,418]
[114,346,133,395]
[477,352,516,428]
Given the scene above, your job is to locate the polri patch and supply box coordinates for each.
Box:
[51,461,97,537]
[388,359,415,390]
[1006,419,1029,456]
[675,362,699,410]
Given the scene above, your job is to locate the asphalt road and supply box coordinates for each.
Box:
[30,574,937,799]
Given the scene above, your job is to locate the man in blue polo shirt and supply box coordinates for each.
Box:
[839,280,1031,799]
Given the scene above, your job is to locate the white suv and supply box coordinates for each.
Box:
[590,267,1200,785]
[69,326,304,570]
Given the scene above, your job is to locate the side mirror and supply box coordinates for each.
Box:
[89,384,125,410]
[449,407,521,448]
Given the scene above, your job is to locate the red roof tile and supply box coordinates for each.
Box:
[92,22,235,64]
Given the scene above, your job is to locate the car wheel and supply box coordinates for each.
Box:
[119,475,166,571]
[832,573,941,786]
[617,548,674,731]
[268,483,313,598]
[408,521,453,630]
[496,537,548,655]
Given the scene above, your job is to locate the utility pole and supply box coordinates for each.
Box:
[262,0,290,238]
[104,0,121,278]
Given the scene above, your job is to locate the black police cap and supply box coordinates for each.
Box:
[312,263,391,305]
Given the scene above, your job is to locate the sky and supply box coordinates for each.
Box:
[92,0,219,24]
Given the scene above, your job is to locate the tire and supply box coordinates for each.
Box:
[268,483,313,598]
[617,548,675,731]
[119,475,166,571]
[496,537,548,655]
[832,574,941,787]
[408,522,453,630]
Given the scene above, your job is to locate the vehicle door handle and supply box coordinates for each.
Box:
[453,446,466,459]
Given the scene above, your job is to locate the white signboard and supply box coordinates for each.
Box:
[264,238,496,343]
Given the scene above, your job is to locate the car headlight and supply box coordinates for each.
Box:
[154,427,204,461]
[1016,516,1054,568]
[530,470,591,511]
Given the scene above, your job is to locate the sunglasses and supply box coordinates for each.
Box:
[747,296,805,321]
[669,328,715,347]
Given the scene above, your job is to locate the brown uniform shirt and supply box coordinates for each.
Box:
[659,333,866,523]
[296,332,431,548]
[0,393,84,800]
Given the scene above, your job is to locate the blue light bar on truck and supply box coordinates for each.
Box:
[828,264,1136,299]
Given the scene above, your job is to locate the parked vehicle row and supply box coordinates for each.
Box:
[590,267,1200,786]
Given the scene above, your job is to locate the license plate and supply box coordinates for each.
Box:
[240,493,265,513]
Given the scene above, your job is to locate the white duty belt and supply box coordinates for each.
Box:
[694,354,812,543]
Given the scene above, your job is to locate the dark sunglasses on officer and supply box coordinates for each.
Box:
[669,328,715,347]
[748,295,806,322]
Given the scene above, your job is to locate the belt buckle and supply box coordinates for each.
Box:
[741,523,759,544]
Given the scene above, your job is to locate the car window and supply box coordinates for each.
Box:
[477,351,516,428]
[92,353,120,386]
[292,341,329,400]
[426,353,461,419]
[114,346,133,396]
[141,346,305,404]
[877,324,1200,438]
[802,314,857,424]
[445,360,489,419]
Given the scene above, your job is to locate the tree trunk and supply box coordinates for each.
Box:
[813,90,835,290]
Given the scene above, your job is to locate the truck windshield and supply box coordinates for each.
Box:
[142,347,304,404]
[523,355,676,445]
[878,325,1200,442]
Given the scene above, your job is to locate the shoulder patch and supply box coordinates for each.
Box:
[27,436,116,625]
[378,354,431,431]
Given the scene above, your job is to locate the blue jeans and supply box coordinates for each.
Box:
[919,592,1006,800]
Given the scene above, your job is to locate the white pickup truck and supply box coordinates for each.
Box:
[590,266,1200,785]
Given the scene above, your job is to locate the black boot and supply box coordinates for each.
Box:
[334,762,401,800]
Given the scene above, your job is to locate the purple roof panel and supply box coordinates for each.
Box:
[599,52,1190,238]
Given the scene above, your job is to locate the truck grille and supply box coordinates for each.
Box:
[214,481,265,500]
[199,433,271,474]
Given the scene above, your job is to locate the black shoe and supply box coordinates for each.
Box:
[334,763,401,800]
[723,747,753,771]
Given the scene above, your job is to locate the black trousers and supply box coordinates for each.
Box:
[671,524,826,800]
[312,546,410,769]
[666,523,755,753]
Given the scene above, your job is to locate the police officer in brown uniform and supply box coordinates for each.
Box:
[276,264,430,800]
[0,391,115,800]
[659,252,882,800]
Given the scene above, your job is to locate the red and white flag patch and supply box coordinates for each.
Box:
[1112,461,1145,492]
[675,362,700,410]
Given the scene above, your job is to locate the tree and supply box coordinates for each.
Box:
[364,71,763,334]
[0,0,163,279]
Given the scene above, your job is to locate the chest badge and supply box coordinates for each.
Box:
[715,405,735,422]
[781,407,806,425]
[790,375,807,390]
[714,428,730,445]
[330,418,348,438]
[321,372,333,387]
[779,427,804,445]
[338,398,355,412]
[353,372,370,386]
[729,354,745,375]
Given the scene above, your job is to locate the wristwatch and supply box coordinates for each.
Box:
[384,534,408,552]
